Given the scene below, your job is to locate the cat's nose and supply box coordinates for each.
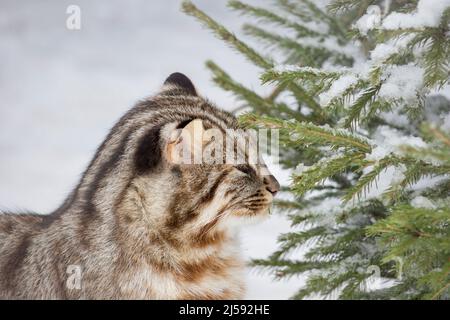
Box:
[263,175,280,196]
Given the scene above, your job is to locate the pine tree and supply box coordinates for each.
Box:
[182,0,450,299]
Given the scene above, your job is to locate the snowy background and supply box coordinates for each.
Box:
[0,0,301,299]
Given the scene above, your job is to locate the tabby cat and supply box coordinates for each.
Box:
[0,73,280,299]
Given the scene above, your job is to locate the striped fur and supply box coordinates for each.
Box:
[0,73,279,299]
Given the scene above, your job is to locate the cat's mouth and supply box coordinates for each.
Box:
[226,204,272,227]
[235,205,271,218]
[232,192,274,218]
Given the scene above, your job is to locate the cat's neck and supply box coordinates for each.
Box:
[114,182,241,269]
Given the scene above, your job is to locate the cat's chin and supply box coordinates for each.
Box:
[223,207,271,228]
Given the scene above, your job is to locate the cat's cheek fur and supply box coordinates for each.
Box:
[192,182,235,231]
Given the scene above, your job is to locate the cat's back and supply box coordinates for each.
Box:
[0,213,42,250]
[0,213,45,298]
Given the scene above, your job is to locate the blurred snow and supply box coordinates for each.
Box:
[0,0,300,299]
[382,0,450,29]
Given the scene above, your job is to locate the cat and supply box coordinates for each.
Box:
[0,73,280,299]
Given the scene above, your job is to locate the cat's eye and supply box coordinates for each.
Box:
[235,165,255,176]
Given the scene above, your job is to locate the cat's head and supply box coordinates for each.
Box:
[118,73,279,244]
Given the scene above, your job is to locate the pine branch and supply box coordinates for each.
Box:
[292,153,365,196]
[383,159,450,201]
[206,60,307,122]
[228,0,323,38]
[274,199,306,212]
[272,226,329,259]
[242,24,326,67]
[414,28,449,89]
[342,156,398,202]
[240,114,372,153]
[276,0,314,22]
[261,67,341,85]
[287,83,327,121]
[242,25,328,119]
[251,258,332,279]
[367,205,450,243]
[243,24,352,67]
[327,0,372,14]
[430,281,450,300]
[326,79,368,113]
[426,262,450,300]
[304,228,367,261]
[367,204,450,299]
[265,83,286,102]
[182,1,273,69]
[293,264,371,300]
[336,199,387,223]
[288,212,319,226]
[301,0,348,40]
[424,124,450,147]
[344,83,382,128]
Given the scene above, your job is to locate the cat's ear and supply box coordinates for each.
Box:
[162,72,197,96]
[166,119,207,165]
